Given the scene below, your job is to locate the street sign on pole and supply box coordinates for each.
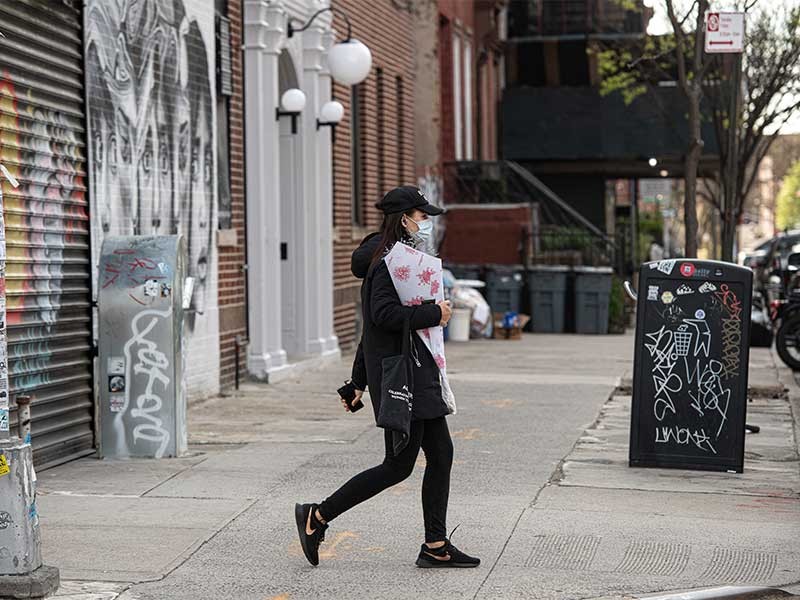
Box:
[705,12,745,54]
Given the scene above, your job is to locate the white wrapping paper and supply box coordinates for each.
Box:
[384,243,456,414]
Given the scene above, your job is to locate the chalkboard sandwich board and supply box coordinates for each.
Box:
[629,259,752,473]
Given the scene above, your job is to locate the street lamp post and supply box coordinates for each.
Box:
[275,88,307,134]
[317,100,344,143]
[287,7,372,86]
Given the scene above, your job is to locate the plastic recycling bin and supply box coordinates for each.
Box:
[573,266,613,334]
[444,263,483,281]
[527,265,569,333]
[485,265,524,314]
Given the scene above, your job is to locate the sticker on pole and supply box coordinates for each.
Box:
[0,453,9,477]
[705,12,744,54]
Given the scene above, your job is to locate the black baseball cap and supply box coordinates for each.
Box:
[375,186,444,216]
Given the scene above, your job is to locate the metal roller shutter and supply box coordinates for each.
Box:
[0,0,94,467]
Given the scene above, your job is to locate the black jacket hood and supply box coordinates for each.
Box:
[351,232,382,279]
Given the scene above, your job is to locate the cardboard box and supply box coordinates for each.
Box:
[493,313,530,340]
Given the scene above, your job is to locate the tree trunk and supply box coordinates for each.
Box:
[721,215,736,262]
[684,90,702,258]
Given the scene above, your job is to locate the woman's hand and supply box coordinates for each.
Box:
[438,300,453,326]
[340,389,364,412]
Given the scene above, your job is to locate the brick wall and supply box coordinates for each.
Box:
[218,0,247,391]
[331,0,416,350]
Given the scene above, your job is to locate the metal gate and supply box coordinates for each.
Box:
[0,0,94,467]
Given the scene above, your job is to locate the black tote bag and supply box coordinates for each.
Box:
[378,313,415,455]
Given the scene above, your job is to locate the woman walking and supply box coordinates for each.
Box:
[295,186,480,569]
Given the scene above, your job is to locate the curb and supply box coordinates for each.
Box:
[638,585,797,600]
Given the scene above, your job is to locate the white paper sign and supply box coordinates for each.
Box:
[705,12,744,53]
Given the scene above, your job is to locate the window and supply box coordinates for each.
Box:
[396,76,405,184]
[463,39,473,160]
[215,5,232,229]
[452,32,463,160]
[376,68,385,196]
[351,85,364,225]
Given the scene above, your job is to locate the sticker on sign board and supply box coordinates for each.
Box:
[680,263,696,277]
[676,284,694,295]
[657,260,676,275]
[107,356,125,375]
[699,282,717,293]
[144,279,159,297]
[0,409,8,433]
[647,285,659,301]
[109,394,125,413]
[108,375,125,393]
[695,309,706,319]
[661,291,675,304]
[0,454,9,477]
[649,263,658,270]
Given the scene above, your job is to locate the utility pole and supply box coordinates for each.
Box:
[724,51,743,261]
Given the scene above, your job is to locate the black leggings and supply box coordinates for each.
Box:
[317,416,453,543]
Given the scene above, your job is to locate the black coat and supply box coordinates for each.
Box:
[351,237,449,422]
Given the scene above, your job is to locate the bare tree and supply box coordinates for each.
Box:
[599,0,712,258]
[663,0,711,258]
[600,0,800,260]
[702,3,800,261]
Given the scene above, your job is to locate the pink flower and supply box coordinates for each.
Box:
[434,354,446,369]
[405,296,424,306]
[417,267,435,286]
[430,279,440,296]
[394,265,411,281]
[421,329,431,340]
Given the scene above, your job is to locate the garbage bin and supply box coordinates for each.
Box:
[573,266,613,334]
[528,265,569,333]
[448,308,472,342]
[444,263,483,281]
[485,265,524,314]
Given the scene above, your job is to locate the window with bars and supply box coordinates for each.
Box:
[396,75,405,184]
[351,84,364,225]
[376,68,385,196]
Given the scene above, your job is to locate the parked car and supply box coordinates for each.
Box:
[748,231,800,305]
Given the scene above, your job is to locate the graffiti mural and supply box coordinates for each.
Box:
[85,0,215,325]
[0,72,89,393]
[85,0,219,394]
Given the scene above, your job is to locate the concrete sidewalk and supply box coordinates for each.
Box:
[30,333,800,600]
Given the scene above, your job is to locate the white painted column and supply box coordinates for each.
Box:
[298,26,338,357]
[318,29,339,354]
[243,0,289,379]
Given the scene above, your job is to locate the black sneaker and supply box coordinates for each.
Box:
[415,539,481,568]
[295,503,328,566]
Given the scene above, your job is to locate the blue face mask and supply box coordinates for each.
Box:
[405,216,434,250]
